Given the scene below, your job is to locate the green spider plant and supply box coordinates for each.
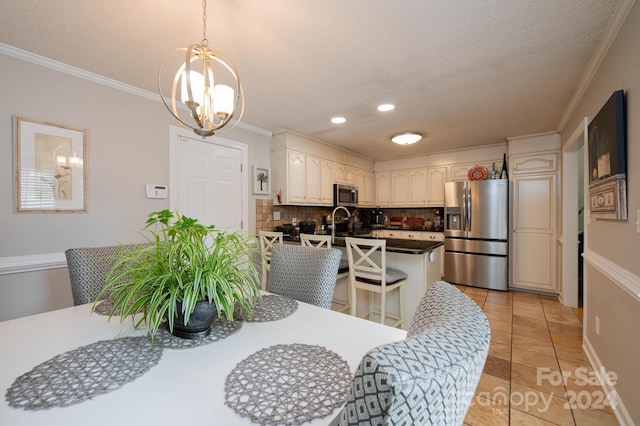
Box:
[94,209,262,340]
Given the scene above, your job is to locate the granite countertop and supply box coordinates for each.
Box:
[331,236,443,255]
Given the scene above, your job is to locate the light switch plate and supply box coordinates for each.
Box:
[273,211,281,220]
[145,184,168,199]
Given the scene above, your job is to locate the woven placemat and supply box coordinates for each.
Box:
[152,316,243,350]
[6,336,163,411]
[225,343,352,425]
[236,294,298,322]
[93,299,115,316]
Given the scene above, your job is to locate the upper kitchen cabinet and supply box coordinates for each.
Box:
[355,169,375,206]
[274,149,334,206]
[272,131,373,206]
[408,169,427,206]
[427,167,447,206]
[376,172,392,206]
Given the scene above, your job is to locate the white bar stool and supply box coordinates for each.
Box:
[258,231,283,291]
[345,237,406,328]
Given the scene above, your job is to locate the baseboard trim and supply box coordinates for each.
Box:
[583,337,634,426]
[0,253,67,275]
[583,249,640,302]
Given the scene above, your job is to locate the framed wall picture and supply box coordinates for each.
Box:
[14,116,88,212]
[587,90,627,220]
[252,165,271,195]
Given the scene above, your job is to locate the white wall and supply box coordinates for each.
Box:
[561,2,640,422]
[0,50,271,320]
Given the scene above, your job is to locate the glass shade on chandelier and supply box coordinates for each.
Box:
[158,1,244,138]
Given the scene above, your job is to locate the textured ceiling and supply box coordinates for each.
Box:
[0,0,623,159]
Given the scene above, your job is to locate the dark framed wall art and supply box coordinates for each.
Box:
[587,90,628,220]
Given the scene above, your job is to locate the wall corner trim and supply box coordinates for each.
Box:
[583,249,640,302]
[0,253,67,275]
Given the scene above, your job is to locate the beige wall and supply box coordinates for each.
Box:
[0,52,271,320]
[561,2,640,421]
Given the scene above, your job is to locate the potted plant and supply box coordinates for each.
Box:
[94,209,261,341]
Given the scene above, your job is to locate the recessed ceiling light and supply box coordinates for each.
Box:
[377,104,395,112]
[331,116,346,124]
[391,132,423,145]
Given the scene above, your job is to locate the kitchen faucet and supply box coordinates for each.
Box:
[331,205,351,244]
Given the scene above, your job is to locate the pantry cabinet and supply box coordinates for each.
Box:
[509,149,559,293]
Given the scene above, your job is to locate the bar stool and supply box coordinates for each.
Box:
[345,237,406,328]
[300,234,350,313]
[258,231,283,291]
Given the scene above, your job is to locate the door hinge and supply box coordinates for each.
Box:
[241,220,244,229]
[240,164,243,173]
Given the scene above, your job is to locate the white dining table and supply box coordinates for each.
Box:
[0,294,406,425]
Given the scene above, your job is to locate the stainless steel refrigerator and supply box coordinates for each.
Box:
[444,179,508,291]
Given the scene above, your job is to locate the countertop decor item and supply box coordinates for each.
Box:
[94,209,262,341]
[157,0,244,137]
[467,165,488,181]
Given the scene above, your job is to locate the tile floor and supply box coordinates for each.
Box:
[453,285,620,426]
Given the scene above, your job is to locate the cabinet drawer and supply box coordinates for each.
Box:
[512,153,557,175]
[421,232,444,242]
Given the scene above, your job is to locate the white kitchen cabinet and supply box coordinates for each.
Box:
[510,152,559,293]
[427,167,447,206]
[336,163,355,185]
[355,169,375,206]
[287,150,307,204]
[376,173,391,206]
[449,160,501,181]
[319,160,335,205]
[408,169,427,206]
[390,171,409,206]
[276,150,333,206]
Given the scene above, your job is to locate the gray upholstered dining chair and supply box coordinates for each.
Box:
[335,281,491,425]
[267,243,342,309]
[299,233,350,313]
[65,243,147,306]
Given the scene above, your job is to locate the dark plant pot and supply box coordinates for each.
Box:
[171,301,217,340]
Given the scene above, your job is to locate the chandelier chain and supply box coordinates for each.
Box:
[201,0,208,47]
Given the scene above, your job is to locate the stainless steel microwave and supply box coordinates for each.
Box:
[334,184,358,206]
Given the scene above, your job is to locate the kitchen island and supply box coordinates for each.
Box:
[329,236,443,329]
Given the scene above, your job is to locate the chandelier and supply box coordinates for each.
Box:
[158,0,244,137]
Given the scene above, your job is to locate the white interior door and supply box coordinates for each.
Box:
[170,127,248,232]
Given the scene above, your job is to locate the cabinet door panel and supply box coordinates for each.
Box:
[514,176,555,231]
[305,155,322,203]
[427,167,447,205]
[408,169,427,205]
[287,151,306,203]
[376,173,391,206]
[513,232,555,291]
[391,171,409,205]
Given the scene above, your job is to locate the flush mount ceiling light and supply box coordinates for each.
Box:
[377,104,395,112]
[391,132,423,145]
[331,116,346,124]
[158,0,244,138]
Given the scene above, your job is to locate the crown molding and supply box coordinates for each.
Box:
[557,0,636,131]
[0,43,272,138]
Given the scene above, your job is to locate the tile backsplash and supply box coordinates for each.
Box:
[256,199,444,232]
